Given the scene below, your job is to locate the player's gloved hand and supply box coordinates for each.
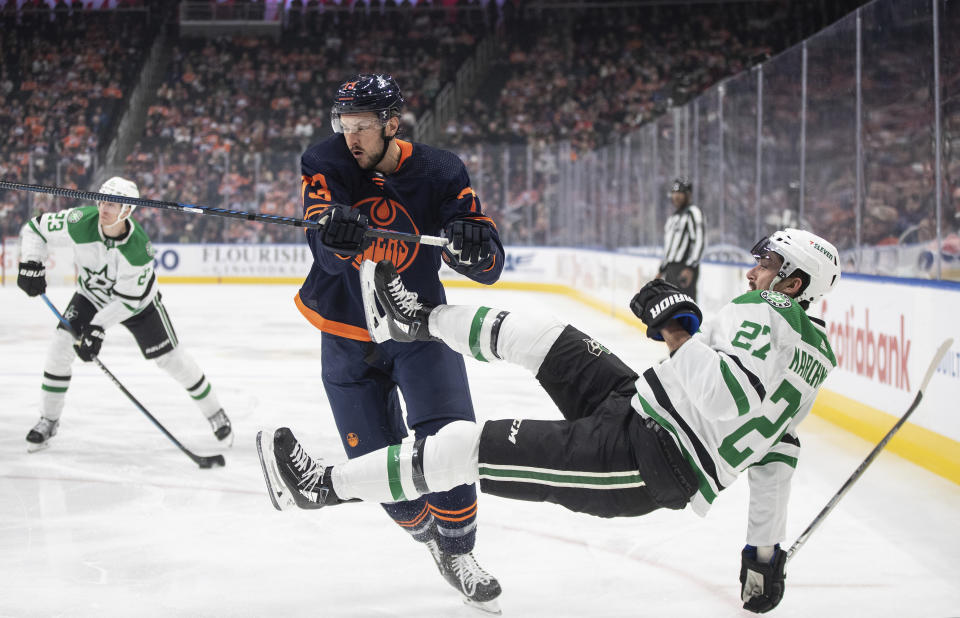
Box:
[74,325,105,362]
[17,261,47,297]
[442,219,494,274]
[630,279,702,341]
[739,544,786,614]
[318,205,371,255]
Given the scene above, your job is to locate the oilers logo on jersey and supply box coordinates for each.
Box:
[350,196,420,272]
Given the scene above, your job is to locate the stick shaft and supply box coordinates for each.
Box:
[786,337,953,563]
[0,180,447,246]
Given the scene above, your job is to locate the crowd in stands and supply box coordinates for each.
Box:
[0,8,152,238]
[130,1,858,245]
[2,0,957,280]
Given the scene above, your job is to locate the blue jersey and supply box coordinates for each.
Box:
[295,134,504,340]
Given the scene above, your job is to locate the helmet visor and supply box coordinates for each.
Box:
[330,109,388,134]
[750,237,787,274]
[750,237,772,260]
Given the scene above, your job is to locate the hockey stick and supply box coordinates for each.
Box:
[785,337,953,564]
[0,180,449,247]
[40,294,226,469]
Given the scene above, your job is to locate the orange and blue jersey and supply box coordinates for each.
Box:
[295,134,504,340]
[295,133,501,554]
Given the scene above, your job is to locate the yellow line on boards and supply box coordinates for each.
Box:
[811,390,960,485]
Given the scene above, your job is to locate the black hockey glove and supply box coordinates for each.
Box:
[74,324,105,362]
[739,544,787,614]
[442,219,494,274]
[318,205,371,255]
[629,279,702,341]
[17,261,47,297]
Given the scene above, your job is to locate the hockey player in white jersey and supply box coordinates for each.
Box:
[258,228,840,614]
[17,176,232,449]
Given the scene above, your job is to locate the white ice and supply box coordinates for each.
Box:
[1,284,958,618]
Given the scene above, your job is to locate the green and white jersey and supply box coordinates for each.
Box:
[20,206,158,328]
[632,289,835,545]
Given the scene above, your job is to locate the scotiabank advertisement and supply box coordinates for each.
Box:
[813,277,960,442]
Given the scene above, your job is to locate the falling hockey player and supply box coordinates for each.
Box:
[17,176,232,449]
[259,227,842,613]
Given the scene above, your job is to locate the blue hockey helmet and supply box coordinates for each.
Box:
[331,74,405,133]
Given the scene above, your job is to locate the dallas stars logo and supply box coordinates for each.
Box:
[81,264,116,303]
[760,290,792,308]
[583,338,610,357]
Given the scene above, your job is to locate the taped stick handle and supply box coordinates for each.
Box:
[0,179,448,247]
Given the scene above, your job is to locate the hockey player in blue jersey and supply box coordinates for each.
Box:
[268,74,504,613]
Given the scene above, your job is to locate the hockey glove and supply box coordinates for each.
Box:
[441,219,494,274]
[629,279,702,341]
[318,205,371,255]
[739,544,786,614]
[74,325,105,362]
[17,261,47,297]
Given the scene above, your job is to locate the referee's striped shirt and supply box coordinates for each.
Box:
[662,204,705,267]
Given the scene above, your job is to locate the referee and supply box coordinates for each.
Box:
[657,177,705,300]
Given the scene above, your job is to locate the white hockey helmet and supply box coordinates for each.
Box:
[751,228,841,305]
[98,176,140,222]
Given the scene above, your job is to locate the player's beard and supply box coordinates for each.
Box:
[359,129,392,171]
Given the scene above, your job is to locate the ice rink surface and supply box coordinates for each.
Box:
[1,284,959,618]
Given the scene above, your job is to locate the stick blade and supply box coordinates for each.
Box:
[919,338,953,393]
[198,455,226,469]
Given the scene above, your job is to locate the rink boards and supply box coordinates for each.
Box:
[8,240,960,484]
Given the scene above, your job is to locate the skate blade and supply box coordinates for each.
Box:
[217,429,235,449]
[255,430,295,511]
[26,441,51,453]
[360,260,392,343]
[463,597,502,615]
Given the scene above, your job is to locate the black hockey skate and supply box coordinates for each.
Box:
[361,259,435,343]
[208,409,233,445]
[426,532,502,615]
[26,417,59,452]
[256,427,351,511]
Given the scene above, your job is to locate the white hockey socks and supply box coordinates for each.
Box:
[332,420,481,503]
[429,305,565,374]
[39,329,76,421]
[154,347,223,417]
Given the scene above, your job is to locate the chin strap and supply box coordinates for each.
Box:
[101,214,131,237]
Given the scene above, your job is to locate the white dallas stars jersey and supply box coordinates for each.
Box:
[20,206,158,328]
[632,289,835,545]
